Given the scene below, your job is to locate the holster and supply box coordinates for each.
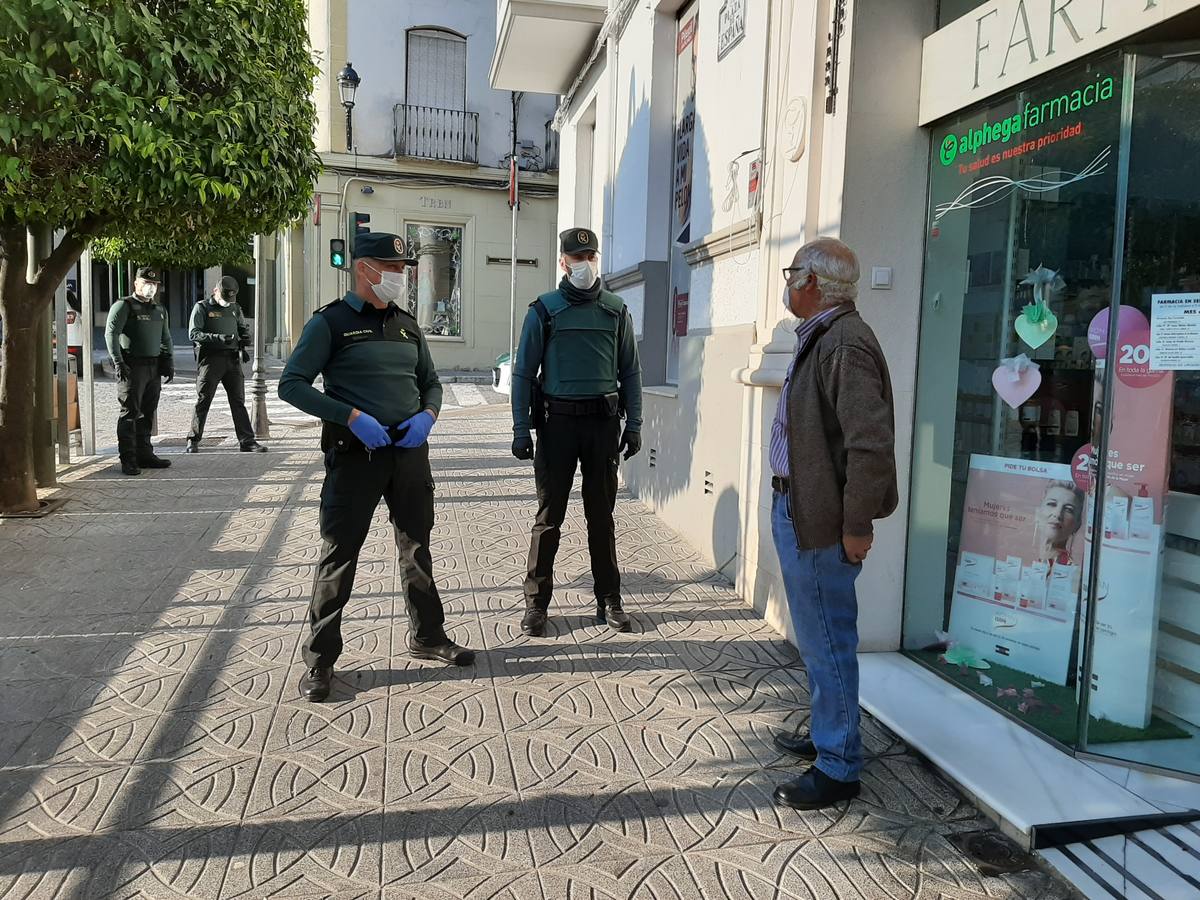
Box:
[321,421,361,453]
[530,379,546,430]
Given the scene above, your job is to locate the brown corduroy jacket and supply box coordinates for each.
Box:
[784,305,898,550]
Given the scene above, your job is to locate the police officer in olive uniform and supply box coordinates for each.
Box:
[104,266,175,476]
[185,276,266,453]
[279,232,475,702]
[511,228,643,636]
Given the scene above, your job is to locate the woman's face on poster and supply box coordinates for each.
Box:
[1038,486,1082,546]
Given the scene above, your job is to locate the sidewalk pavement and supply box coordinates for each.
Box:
[0,408,1072,898]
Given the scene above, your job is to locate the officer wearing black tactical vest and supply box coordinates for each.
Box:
[279,232,475,703]
[185,276,266,453]
[104,265,175,476]
[511,228,643,637]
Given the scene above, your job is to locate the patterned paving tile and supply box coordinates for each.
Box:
[0,411,1069,900]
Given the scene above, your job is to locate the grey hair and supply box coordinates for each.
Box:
[787,236,860,307]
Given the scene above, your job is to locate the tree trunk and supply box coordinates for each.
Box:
[0,282,49,513]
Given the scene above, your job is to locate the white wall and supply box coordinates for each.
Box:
[687,0,766,250]
[609,7,654,274]
[346,0,559,166]
[837,0,936,650]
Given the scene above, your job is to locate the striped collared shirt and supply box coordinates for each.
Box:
[769,305,848,478]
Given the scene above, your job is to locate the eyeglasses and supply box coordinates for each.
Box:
[782,266,810,283]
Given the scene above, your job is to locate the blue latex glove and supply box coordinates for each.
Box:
[349,411,390,450]
[395,411,435,448]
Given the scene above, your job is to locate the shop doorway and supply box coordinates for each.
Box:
[906,47,1200,779]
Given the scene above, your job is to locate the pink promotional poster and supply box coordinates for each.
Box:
[948,455,1085,685]
[1077,305,1174,728]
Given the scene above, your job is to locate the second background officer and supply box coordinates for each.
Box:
[511,228,643,637]
[186,276,266,453]
[279,232,475,703]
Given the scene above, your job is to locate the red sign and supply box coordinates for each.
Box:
[673,292,689,337]
[677,17,696,54]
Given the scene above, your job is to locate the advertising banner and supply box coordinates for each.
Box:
[1077,306,1173,728]
[948,454,1085,685]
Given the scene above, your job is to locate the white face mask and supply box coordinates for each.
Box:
[566,259,599,289]
[137,282,159,300]
[366,264,407,303]
[782,285,793,314]
[214,296,230,307]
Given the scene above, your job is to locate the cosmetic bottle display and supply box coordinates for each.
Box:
[1128,484,1154,542]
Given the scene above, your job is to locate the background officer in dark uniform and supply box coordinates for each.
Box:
[511,228,643,637]
[104,266,174,476]
[279,232,475,702]
[185,276,266,453]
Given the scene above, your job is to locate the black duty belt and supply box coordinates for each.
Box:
[321,420,410,453]
[771,475,790,494]
[544,394,618,417]
[126,356,160,364]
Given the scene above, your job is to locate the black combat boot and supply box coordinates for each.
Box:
[120,458,141,476]
[299,666,333,702]
[597,598,632,632]
[408,638,476,666]
[137,453,172,469]
[185,440,200,453]
[521,607,548,637]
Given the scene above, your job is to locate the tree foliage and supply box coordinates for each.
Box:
[92,232,254,271]
[0,0,321,243]
[0,0,320,512]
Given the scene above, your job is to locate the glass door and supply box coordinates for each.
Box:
[906,53,1126,750]
[1081,50,1200,777]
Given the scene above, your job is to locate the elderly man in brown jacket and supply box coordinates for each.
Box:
[768,236,898,811]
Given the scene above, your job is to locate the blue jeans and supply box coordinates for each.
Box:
[771,491,863,782]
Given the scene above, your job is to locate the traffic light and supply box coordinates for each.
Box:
[353,212,371,235]
[329,238,347,269]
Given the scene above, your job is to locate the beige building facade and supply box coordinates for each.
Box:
[267,0,561,371]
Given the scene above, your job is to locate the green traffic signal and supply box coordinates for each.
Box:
[329,238,347,269]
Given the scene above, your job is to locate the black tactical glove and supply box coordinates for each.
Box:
[511,435,534,460]
[158,356,174,384]
[115,361,131,381]
[240,349,250,364]
[222,334,238,348]
[619,428,641,460]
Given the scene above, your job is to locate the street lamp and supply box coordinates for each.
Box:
[337,62,361,151]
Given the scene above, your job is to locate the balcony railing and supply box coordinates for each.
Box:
[394,104,479,164]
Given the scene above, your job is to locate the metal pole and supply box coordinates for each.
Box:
[29,225,55,487]
[508,91,522,369]
[345,105,354,153]
[80,248,96,456]
[54,270,70,464]
[251,233,271,439]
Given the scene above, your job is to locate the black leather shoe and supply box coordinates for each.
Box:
[597,599,632,632]
[299,666,333,702]
[773,767,860,811]
[185,440,200,454]
[773,730,818,761]
[137,454,172,468]
[241,441,268,453]
[521,608,548,636]
[408,639,476,666]
[120,459,141,476]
